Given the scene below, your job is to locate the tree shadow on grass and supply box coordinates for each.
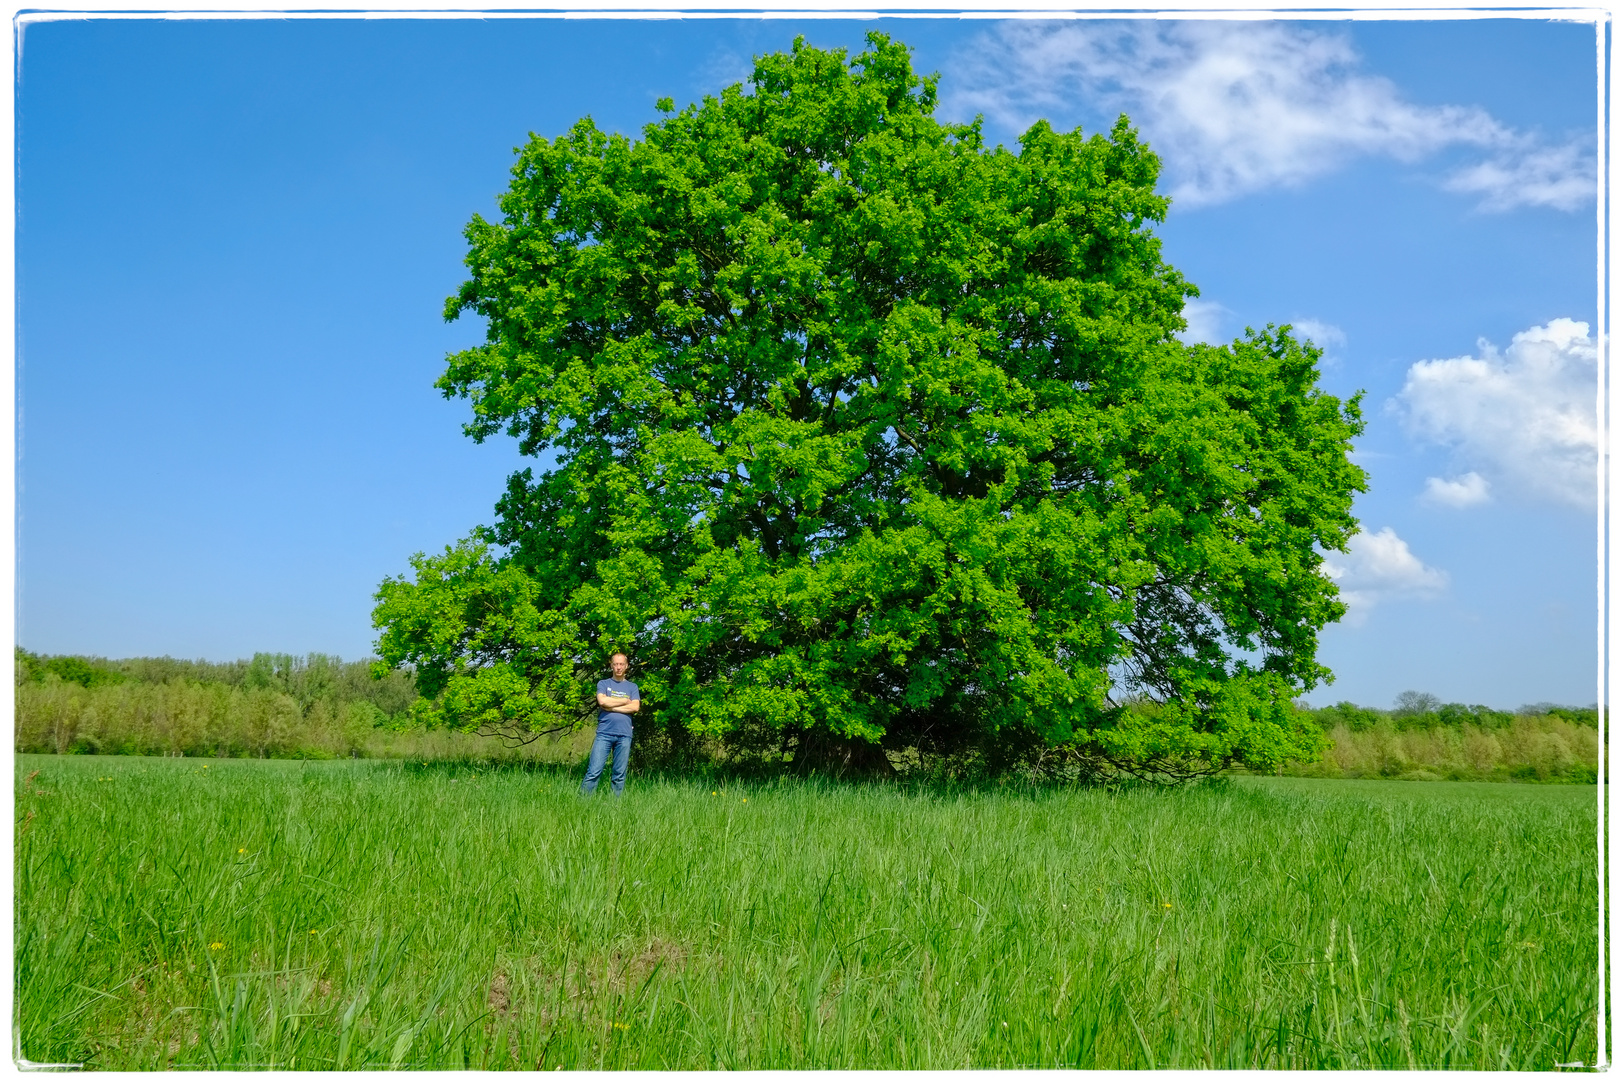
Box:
[339,721,1242,801]
[377,749,1231,802]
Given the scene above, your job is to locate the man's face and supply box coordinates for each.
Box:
[610,654,629,679]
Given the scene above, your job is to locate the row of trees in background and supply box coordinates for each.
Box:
[1282,691,1598,785]
[1282,712,1597,784]
[14,648,1599,781]
[16,648,418,716]
[14,650,419,759]
[1310,692,1597,732]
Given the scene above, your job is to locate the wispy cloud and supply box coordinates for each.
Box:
[946,21,1593,211]
[1442,141,1597,212]
[1321,526,1447,624]
[1393,319,1598,509]
[1421,472,1492,509]
[1291,319,1347,364]
[1175,297,1230,345]
[694,47,754,97]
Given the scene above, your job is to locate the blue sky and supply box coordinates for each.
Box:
[15,15,1601,710]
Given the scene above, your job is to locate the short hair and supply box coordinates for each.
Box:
[609,651,629,662]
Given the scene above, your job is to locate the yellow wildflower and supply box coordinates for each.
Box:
[209,942,224,950]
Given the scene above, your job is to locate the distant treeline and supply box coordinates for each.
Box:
[14,650,420,760]
[1284,692,1599,784]
[16,649,418,715]
[1300,692,1598,733]
[11,650,1603,781]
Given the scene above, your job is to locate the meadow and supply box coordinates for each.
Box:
[16,754,1600,1069]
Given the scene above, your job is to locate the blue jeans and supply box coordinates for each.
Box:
[580,732,632,796]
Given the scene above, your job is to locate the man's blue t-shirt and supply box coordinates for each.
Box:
[596,678,639,737]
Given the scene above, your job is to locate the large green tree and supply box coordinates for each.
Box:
[373,33,1365,779]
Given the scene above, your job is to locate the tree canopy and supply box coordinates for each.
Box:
[372,33,1366,779]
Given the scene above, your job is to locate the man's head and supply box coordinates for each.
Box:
[609,652,629,680]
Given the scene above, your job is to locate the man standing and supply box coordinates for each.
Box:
[581,652,639,796]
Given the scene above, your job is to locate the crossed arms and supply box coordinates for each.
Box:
[596,691,640,715]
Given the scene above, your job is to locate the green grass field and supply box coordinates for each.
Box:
[16,754,1601,1069]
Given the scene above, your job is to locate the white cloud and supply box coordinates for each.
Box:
[1321,526,1447,623]
[1176,297,1229,344]
[1291,319,1347,363]
[1292,319,1346,348]
[1421,472,1492,509]
[1443,141,1596,212]
[1393,318,1598,509]
[1178,309,1346,356]
[695,48,754,95]
[946,21,1593,211]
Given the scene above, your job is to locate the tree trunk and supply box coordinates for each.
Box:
[791,729,897,779]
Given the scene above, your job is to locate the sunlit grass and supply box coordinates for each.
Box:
[16,755,1598,1069]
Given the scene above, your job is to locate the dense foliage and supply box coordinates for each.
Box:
[372,33,1367,779]
[16,651,129,690]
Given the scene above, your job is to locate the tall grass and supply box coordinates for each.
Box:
[16,756,1598,1069]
